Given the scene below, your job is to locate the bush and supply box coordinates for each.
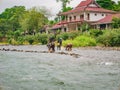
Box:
[8,39,18,45]
[56,31,81,40]
[57,33,69,40]
[25,35,34,45]
[110,34,120,46]
[63,40,80,47]
[109,30,120,46]
[36,33,48,45]
[13,30,21,40]
[63,35,97,47]
[112,18,120,28]
[89,29,103,37]
[17,36,25,45]
[68,31,81,39]
[74,35,96,47]
[97,30,120,46]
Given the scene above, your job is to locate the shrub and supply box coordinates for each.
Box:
[110,34,120,46]
[68,31,81,39]
[8,39,18,45]
[36,33,48,45]
[75,35,96,47]
[81,22,90,32]
[25,35,34,45]
[112,17,120,28]
[17,36,25,45]
[57,33,69,40]
[109,30,120,46]
[56,31,81,40]
[97,30,120,46]
[13,30,21,40]
[89,29,103,37]
[63,35,97,47]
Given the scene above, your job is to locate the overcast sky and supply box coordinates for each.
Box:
[0,0,119,19]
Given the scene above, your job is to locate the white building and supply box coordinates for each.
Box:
[52,0,120,32]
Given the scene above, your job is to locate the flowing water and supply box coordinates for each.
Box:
[0,46,120,90]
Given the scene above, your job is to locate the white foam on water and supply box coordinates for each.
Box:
[98,62,114,66]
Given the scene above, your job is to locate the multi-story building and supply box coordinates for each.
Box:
[52,0,120,32]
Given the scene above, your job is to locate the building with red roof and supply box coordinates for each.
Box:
[51,0,119,32]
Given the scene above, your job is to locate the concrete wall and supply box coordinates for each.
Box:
[88,12,106,21]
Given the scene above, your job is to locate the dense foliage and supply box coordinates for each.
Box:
[63,35,97,47]
[96,0,120,11]
[62,29,120,47]
[97,29,120,46]
[0,6,26,37]
[112,17,120,28]
[56,31,81,40]
[0,6,49,42]
[56,0,72,12]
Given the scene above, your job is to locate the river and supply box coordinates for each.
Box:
[0,45,120,90]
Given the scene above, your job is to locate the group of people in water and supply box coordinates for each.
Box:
[47,37,72,53]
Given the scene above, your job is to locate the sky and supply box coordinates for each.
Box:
[0,0,119,19]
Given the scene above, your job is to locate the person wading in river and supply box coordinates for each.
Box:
[65,43,72,51]
[57,38,62,50]
[47,37,55,53]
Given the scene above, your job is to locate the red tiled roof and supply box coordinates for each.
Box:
[85,7,116,13]
[59,0,93,15]
[52,24,62,29]
[76,0,93,8]
[52,20,85,29]
[52,21,67,29]
[93,13,120,24]
[59,0,116,15]
[60,7,85,15]
[60,7,115,15]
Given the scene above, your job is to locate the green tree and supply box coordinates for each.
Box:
[0,6,26,31]
[81,22,90,32]
[20,7,48,35]
[62,6,73,12]
[0,19,9,36]
[56,0,72,12]
[112,17,120,28]
[113,1,120,11]
[96,0,120,11]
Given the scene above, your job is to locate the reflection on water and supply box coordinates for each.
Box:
[0,49,120,90]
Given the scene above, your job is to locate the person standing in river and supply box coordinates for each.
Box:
[47,37,55,52]
[57,38,62,50]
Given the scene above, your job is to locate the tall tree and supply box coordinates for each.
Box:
[114,1,120,11]
[20,7,48,35]
[56,0,72,12]
[96,0,120,11]
[112,17,120,28]
[0,6,25,36]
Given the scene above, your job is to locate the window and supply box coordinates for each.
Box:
[80,15,84,20]
[102,14,104,16]
[74,16,76,20]
[95,13,97,16]
[64,28,66,32]
[69,16,72,21]
[87,13,90,20]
